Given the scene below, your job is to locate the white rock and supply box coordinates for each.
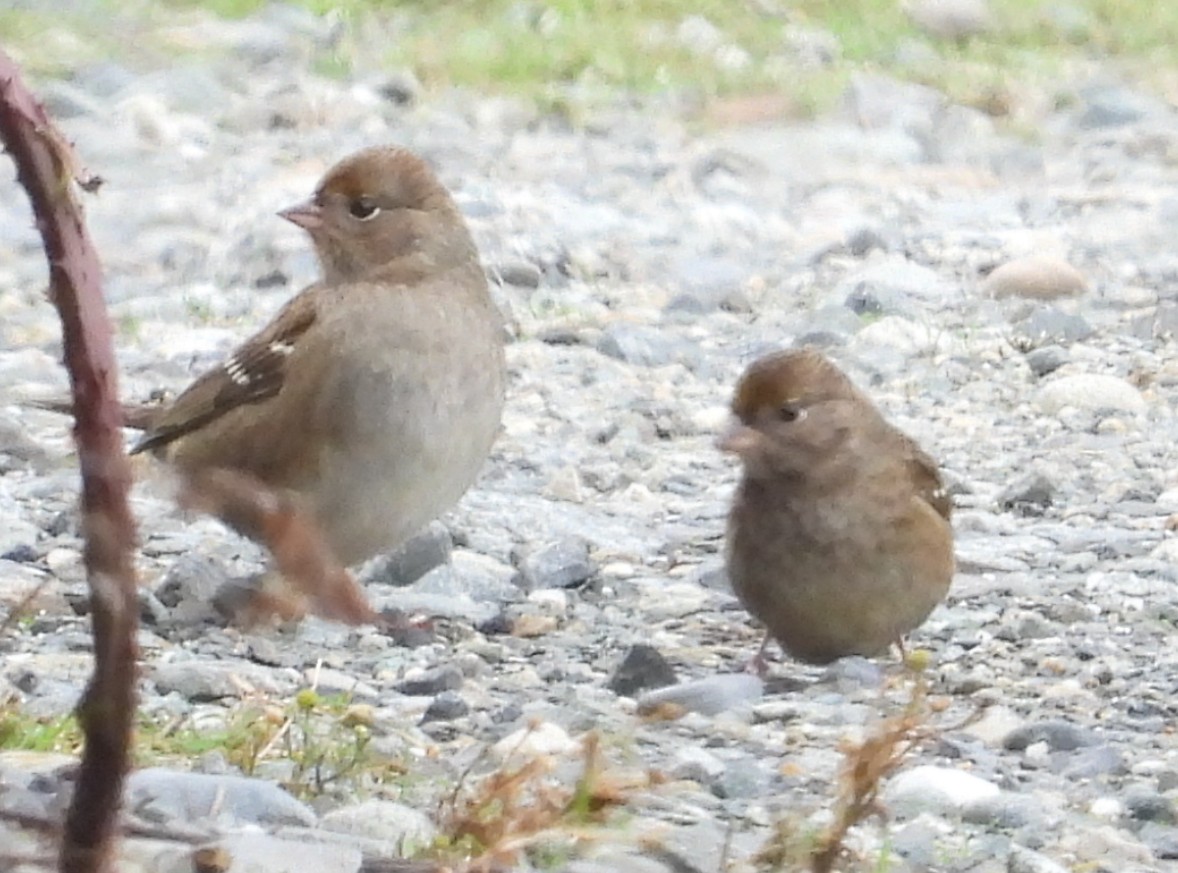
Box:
[1149,538,1178,562]
[1062,824,1155,865]
[838,256,953,303]
[544,465,585,503]
[492,721,579,761]
[692,404,731,435]
[1088,796,1123,819]
[851,316,958,357]
[669,746,726,784]
[527,588,569,612]
[635,579,712,619]
[961,705,1023,747]
[204,833,360,873]
[886,765,1000,814]
[1036,374,1147,414]
[320,799,437,849]
[44,547,83,576]
[1007,846,1071,873]
[1024,741,1052,763]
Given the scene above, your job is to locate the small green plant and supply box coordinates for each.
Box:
[182,294,215,324]
[162,690,407,799]
[0,702,82,753]
[312,52,354,80]
[276,689,389,798]
[117,313,143,341]
[0,690,405,800]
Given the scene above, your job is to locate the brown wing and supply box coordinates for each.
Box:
[904,438,952,521]
[131,292,318,456]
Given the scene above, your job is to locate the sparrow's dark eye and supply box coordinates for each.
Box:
[779,404,805,423]
[349,198,380,220]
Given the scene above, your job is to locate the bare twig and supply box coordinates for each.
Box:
[0,50,138,873]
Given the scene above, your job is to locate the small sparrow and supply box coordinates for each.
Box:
[720,349,953,666]
[134,145,506,573]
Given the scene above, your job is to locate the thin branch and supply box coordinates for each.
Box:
[0,50,138,873]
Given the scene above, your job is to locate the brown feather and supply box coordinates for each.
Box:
[131,295,318,456]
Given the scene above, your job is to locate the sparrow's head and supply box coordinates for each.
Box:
[719,348,874,480]
[280,146,476,282]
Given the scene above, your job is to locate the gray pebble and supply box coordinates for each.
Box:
[1006,846,1071,873]
[513,536,594,591]
[637,674,764,717]
[596,323,700,370]
[997,472,1056,516]
[1023,345,1069,377]
[395,665,463,696]
[319,798,436,848]
[492,259,542,288]
[1003,720,1100,752]
[420,690,469,723]
[361,520,453,588]
[126,768,315,827]
[1012,306,1094,346]
[1140,822,1178,859]
[1124,786,1175,824]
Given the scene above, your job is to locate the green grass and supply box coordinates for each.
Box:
[0,690,406,800]
[4,1,1178,118]
[0,9,111,76]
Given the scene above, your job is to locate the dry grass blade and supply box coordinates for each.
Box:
[751,670,931,872]
[434,731,646,872]
[808,674,928,873]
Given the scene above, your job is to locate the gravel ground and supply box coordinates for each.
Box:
[3,5,1178,873]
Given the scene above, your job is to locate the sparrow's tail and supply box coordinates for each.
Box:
[25,396,162,432]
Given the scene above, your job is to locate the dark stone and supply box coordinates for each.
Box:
[2,544,38,563]
[493,260,542,288]
[513,537,594,591]
[998,473,1056,516]
[362,521,453,588]
[420,691,469,724]
[1023,345,1069,377]
[1125,788,1176,824]
[476,612,513,636]
[607,644,677,697]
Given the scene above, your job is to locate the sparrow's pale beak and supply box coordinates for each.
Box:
[717,420,759,456]
[278,199,323,231]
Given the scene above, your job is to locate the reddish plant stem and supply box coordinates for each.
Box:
[0,50,138,873]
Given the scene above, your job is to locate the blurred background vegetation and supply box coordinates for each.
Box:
[3,0,1177,120]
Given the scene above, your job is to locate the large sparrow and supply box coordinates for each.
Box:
[720,349,953,666]
[134,145,506,577]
